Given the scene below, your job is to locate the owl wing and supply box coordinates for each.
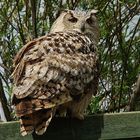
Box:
[12,31,98,135]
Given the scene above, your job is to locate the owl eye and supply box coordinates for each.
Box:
[86,17,94,25]
[68,17,78,23]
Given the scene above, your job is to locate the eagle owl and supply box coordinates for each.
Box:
[12,9,99,136]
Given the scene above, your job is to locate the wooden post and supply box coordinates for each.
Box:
[0,111,140,140]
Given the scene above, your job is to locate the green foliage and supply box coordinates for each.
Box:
[0,0,139,120]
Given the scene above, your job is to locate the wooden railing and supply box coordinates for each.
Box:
[0,111,140,140]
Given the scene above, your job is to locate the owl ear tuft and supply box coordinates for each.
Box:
[57,9,67,16]
[56,9,70,19]
[61,9,72,14]
[61,9,69,13]
[90,9,98,15]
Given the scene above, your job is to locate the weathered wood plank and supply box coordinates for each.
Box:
[0,121,32,140]
[0,111,140,140]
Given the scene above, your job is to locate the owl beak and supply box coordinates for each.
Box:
[81,24,85,32]
[73,25,85,33]
[73,22,85,33]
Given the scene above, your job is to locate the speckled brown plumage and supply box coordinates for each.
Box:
[12,9,99,136]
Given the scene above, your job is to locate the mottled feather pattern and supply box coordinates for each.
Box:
[12,31,98,98]
[12,31,98,136]
[20,109,54,136]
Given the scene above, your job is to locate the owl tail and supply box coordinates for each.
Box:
[35,110,52,135]
[20,110,53,136]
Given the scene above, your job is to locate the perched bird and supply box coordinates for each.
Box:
[11,9,100,136]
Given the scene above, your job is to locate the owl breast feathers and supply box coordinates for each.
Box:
[12,30,99,136]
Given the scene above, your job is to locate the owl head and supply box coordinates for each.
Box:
[50,9,99,43]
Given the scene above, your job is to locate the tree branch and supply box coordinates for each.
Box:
[30,0,37,38]
[0,78,12,121]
